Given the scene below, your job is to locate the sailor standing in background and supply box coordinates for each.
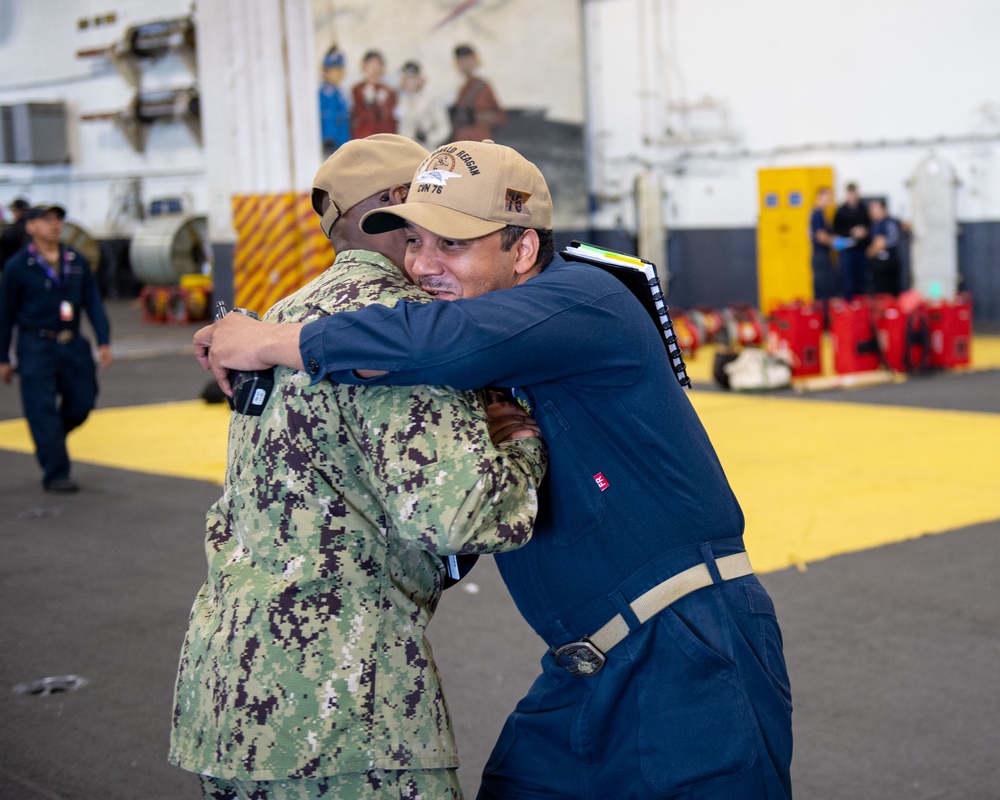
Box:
[833,182,871,299]
[809,186,839,302]
[866,198,904,296]
[0,205,112,493]
[0,198,32,271]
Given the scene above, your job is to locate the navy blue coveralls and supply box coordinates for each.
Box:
[0,243,110,486]
[301,256,794,798]
[809,206,838,302]
[868,216,904,296]
[833,201,871,299]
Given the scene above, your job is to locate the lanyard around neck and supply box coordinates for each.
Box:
[28,243,69,284]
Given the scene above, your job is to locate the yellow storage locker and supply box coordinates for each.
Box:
[757,166,834,315]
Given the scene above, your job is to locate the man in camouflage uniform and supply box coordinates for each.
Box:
[170,134,547,800]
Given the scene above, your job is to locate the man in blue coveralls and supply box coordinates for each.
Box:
[0,205,112,492]
[194,141,794,799]
[833,182,870,299]
[809,186,839,303]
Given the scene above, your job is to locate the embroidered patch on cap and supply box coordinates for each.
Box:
[415,168,462,187]
[505,189,532,216]
[430,152,457,170]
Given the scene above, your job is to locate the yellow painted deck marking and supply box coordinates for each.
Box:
[689,392,1000,572]
[1,341,998,574]
[0,401,229,485]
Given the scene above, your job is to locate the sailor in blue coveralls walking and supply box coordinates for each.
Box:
[194,141,794,799]
[0,205,112,493]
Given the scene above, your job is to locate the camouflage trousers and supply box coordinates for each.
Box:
[199,768,462,800]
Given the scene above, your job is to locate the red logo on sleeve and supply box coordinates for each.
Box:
[593,472,610,491]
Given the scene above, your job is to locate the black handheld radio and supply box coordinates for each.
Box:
[214,301,275,416]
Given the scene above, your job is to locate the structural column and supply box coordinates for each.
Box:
[196,0,333,311]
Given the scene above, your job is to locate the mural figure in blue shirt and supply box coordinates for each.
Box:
[318,47,350,157]
[194,141,794,800]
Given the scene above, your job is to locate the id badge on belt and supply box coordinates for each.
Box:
[59,301,74,322]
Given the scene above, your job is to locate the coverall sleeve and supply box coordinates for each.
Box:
[300,272,649,390]
[882,219,902,250]
[348,383,547,556]
[80,260,111,346]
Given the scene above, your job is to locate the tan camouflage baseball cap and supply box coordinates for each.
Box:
[360,140,552,239]
[313,133,429,238]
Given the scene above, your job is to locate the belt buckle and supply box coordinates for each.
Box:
[56,330,73,345]
[553,639,606,676]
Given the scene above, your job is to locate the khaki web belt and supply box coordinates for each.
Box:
[553,551,754,676]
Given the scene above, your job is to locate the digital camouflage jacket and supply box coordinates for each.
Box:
[170,250,545,780]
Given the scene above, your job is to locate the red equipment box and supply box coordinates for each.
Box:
[164,286,212,324]
[874,298,929,373]
[767,302,823,377]
[140,285,171,323]
[829,298,881,374]
[926,293,972,368]
[689,305,727,344]
[671,310,700,358]
[724,303,764,346]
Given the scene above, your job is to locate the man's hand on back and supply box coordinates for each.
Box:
[486,396,541,444]
[193,314,307,395]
